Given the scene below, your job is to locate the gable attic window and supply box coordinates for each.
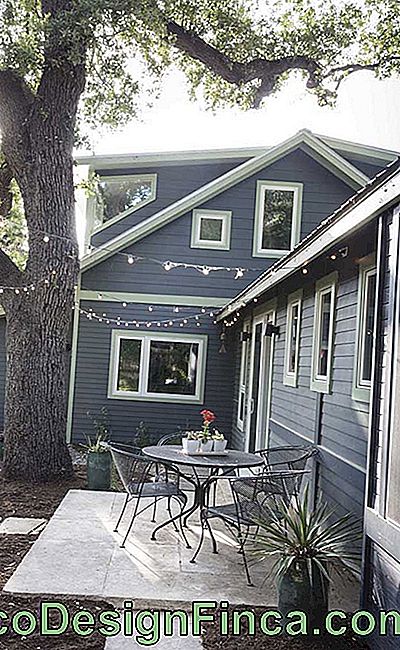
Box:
[310,272,338,393]
[93,173,157,231]
[353,256,377,402]
[191,209,232,250]
[108,330,207,403]
[253,181,303,258]
[283,290,302,387]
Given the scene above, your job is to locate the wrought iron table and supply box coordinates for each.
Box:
[142,445,264,562]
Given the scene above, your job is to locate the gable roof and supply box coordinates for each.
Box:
[81,130,370,272]
[217,158,400,321]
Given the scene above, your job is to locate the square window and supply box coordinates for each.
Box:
[253,181,303,258]
[108,331,207,403]
[93,174,157,231]
[353,257,377,402]
[191,210,232,250]
[311,273,338,393]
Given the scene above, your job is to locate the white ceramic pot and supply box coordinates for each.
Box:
[213,439,227,453]
[182,438,199,454]
[200,440,214,453]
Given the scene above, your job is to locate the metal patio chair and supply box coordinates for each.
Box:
[196,468,309,586]
[108,443,190,548]
[255,444,316,473]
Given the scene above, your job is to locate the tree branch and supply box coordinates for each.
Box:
[0,160,13,219]
[166,21,321,106]
[0,70,35,170]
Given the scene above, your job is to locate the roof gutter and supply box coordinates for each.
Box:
[218,164,400,321]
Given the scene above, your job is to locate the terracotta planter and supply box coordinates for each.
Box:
[87,451,111,491]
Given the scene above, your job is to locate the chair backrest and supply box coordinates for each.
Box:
[231,469,309,522]
[109,443,155,494]
[256,445,316,472]
[157,432,183,446]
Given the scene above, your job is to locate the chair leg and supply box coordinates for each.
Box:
[151,497,158,523]
[237,529,253,587]
[120,497,140,548]
[167,497,180,533]
[204,516,218,554]
[114,493,129,533]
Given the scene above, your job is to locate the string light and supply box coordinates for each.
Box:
[77,304,216,329]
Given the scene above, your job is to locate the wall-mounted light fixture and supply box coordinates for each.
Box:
[265,322,280,337]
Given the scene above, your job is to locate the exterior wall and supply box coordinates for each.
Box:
[231,225,377,520]
[83,149,356,300]
[91,160,246,247]
[70,300,234,443]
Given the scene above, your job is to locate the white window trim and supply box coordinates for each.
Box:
[190,209,232,250]
[237,320,251,431]
[353,255,377,402]
[91,173,157,234]
[253,180,303,258]
[310,272,338,393]
[108,330,207,404]
[283,289,303,387]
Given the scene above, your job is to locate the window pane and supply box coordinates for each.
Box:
[317,292,332,377]
[117,339,142,392]
[239,391,245,422]
[148,341,199,395]
[199,217,223,242]
[262,189,294,251]
[96,177,153,224]
[288,304,299,373]
[361,273,376,382]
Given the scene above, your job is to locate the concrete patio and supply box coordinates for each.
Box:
[4,488,358,611]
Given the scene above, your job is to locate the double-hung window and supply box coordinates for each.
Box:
[191,209,232,250]
[283,290,302,387]
[93,173,157,231]
[108,331,207,403]
[353,257,377,402]
[311,273,338,393]
[253,181,303,258]
[237,322,251,430]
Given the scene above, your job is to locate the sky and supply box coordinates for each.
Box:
[80,69,400,155]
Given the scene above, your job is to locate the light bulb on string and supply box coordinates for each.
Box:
[127,255,135,265]
[235,268,244,279]
[122,302,127,308]
[202,267,210,276]
[201,308,206,313]
[174,307,179,313]
[148,306,153,312]
[163,261,174,271]
[43,235,50,243]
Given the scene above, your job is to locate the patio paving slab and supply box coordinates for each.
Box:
[0,517,47,535]
[3,489,359,612]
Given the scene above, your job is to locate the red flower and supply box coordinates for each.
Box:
[201,409,216,423]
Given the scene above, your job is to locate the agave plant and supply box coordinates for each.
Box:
[252,486,361,586]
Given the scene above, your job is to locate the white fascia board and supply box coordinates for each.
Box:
[81,130,369,272]
[75,146,269,169]
[318,134,399,164]
[218,169,400,320]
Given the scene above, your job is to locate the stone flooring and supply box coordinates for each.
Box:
[0,517,47,535]
[3,488,360,648]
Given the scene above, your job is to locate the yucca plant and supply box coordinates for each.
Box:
[252,487,361,628]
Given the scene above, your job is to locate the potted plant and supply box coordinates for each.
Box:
[82,407,112,490]
[182,431,200,454]
[199,409,216,452]
[253,488,361,630]
[212,429,227,453]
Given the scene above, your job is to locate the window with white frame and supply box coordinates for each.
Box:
[253,181,303,258]
[283,290,302,387]
[311,273,338,393]
[237,322,251,430]
[108,331,207,403]
[191,209,232,250]
[353,257,377,402]
[93,173,157,230]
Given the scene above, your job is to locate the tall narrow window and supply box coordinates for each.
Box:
[283,290,302,387]
[353,257,377,402]
[93,173,157,231]
[253,181,303,258]
[237,322,251,430]
[311,273,338,393]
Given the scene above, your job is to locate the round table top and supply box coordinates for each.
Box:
[142,445,264,469]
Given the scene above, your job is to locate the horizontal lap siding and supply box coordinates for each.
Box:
[92,161,242,247]
[71,301,235,444]
[83,149,354,300]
